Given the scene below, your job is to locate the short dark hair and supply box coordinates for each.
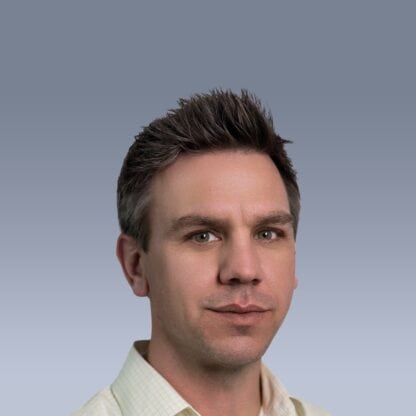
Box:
[117,89,300,251]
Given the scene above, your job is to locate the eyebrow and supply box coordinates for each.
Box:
[254,212,294,229]
[167,211,293,235]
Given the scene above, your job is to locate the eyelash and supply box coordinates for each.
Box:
[188,231,219,243]
[186,228,286,244]
[255,228,285,241]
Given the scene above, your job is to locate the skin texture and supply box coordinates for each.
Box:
[117,150,298,415]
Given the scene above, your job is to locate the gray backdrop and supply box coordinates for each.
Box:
[1,1,415,415]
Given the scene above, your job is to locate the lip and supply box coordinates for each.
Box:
[207,305,269,326]
[208,304,268,313]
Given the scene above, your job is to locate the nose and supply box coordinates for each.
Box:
[218,238,262,286]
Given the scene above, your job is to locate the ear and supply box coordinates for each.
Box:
[116,233,149,297]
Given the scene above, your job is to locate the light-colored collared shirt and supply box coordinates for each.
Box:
[72,341,329,416]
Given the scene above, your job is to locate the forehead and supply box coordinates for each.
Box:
[150,150,289,219]
[149,150,290,222]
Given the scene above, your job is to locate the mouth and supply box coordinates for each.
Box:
[207,304,270,325]
[209,304,268,313]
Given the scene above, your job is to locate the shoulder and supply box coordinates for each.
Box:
[290,397,331,416]
[70,386,121,416]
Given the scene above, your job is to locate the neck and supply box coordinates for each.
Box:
[147,340,262,416]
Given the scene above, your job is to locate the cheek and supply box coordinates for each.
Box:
[262,246,295,273]
[263,250,297,294]
[147,249,218,305]
[167,248,219,284]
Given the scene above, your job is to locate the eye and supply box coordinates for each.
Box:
[256,229,281,241]
[191,231,219,243]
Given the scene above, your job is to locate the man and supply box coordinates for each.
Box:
[72,90,329,415]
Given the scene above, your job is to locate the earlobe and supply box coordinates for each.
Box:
[116,233,149,297]
[294,275,299,289]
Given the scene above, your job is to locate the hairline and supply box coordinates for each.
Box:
[117,89,301,251]
[141,148,295,250]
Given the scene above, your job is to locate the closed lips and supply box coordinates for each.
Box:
[208,304,268,313]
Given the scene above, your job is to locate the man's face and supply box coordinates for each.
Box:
[140,150,297,369]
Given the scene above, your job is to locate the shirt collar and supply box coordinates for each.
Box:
[260,364,297,416]
[112,340,199,416]
[111,340,297,416]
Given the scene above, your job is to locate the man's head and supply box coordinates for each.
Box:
[116,89,300,370]
[117,89,300,252]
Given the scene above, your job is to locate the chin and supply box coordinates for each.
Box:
[198,337,271,371]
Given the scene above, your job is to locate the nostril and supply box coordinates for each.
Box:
[229,277,241,286]
[227,276,260,286]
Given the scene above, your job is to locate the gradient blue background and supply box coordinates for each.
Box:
[1,1,415,415]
